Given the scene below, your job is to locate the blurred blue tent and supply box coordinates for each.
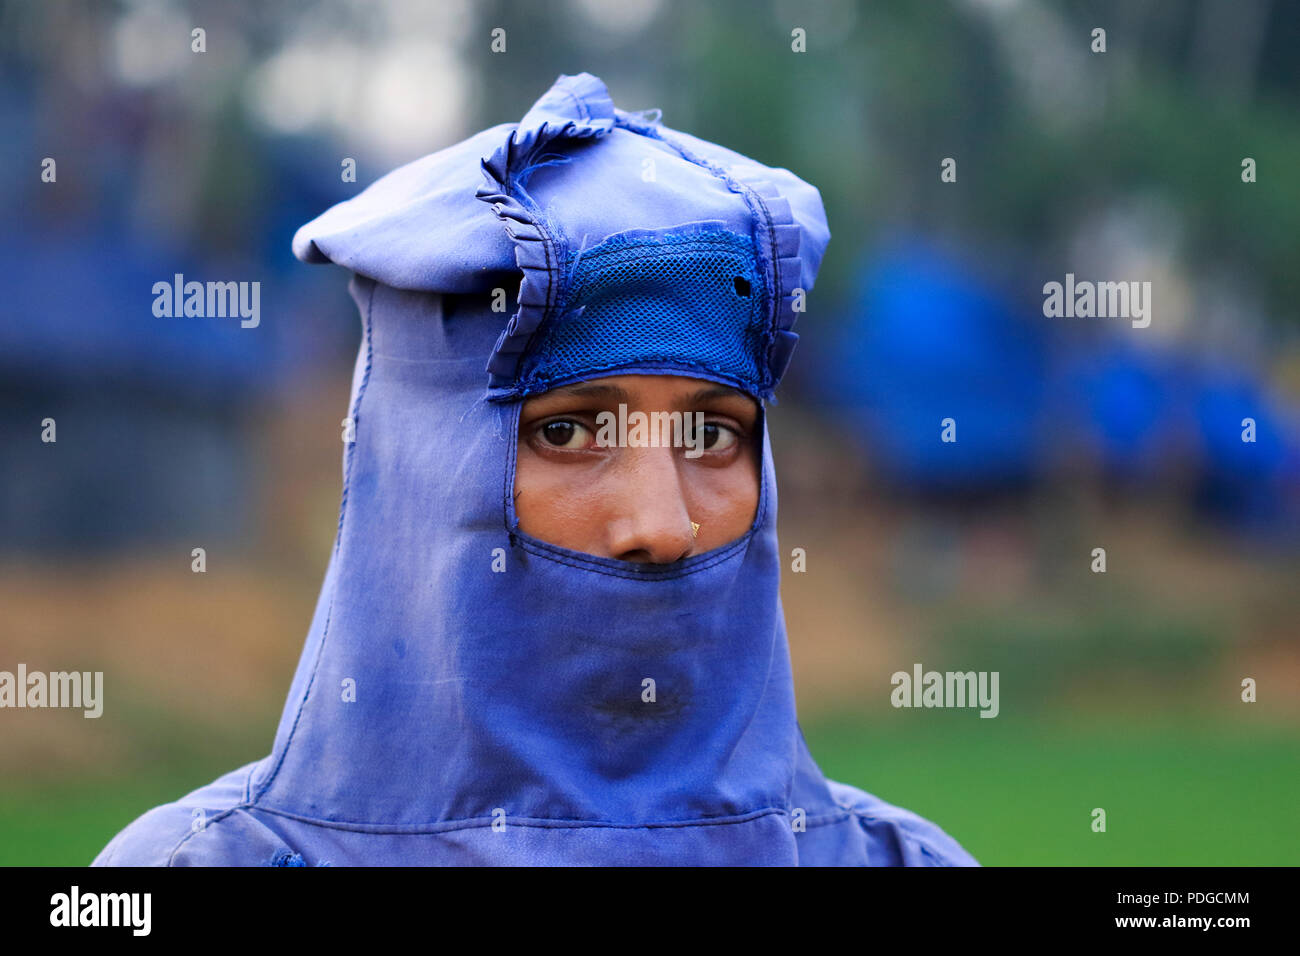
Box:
[1,227,278,396]
[0,224,278,554]
[813,239,1300,546]
[0,93,357,554]
[815,240,1050,491]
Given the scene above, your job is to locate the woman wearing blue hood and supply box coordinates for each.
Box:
[94,73,978,867]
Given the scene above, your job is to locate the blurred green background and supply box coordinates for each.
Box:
[1,0,1297,865]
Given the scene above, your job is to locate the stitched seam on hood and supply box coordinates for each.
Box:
[248,804,788,835]
[250,278,377,806]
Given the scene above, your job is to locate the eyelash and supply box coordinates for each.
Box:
[530,416,744,453]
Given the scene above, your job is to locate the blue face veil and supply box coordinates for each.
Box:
[94,74,977,866]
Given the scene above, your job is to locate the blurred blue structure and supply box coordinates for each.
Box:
[814,239,1300,546]
[817,240,1049,491]
[1191,361,1298,536]
[0,86,357,555]
[2,228,277,395]
[1055,344,1186,480]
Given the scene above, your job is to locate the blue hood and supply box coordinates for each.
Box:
[93,74,977,866]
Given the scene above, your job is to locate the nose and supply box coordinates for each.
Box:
[604,446,695,564]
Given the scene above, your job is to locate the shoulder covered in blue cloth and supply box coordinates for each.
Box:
[91,761,981,867]
[90,762,285,867]
[824,778,981,866]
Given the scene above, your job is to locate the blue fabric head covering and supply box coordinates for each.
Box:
[93,74,977,866]
[296,72,824,401]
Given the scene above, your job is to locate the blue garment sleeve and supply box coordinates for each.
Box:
[90,762,274,866]
[824,779,981,867]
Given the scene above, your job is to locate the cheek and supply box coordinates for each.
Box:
[684,446,760,537]
[513,442,608,546]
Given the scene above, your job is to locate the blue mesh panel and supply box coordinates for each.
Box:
[516,227,766,392]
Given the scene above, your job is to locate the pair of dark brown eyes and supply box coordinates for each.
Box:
[539,420,737,451]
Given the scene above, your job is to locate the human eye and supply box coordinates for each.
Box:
[535,417,596,450]
[699,421,738,451]
[680,416,743,454]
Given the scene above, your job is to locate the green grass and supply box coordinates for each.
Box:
[0,778,206,866]
[803,709,1300,865]
[2,710,1296,865]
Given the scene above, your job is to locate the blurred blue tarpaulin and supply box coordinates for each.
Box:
[818,240,1049,490]
[815,240,1300,545]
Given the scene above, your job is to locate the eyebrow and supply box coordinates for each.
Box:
[684,385,750,405]
[553,382,630,402]
[546,382,751,409]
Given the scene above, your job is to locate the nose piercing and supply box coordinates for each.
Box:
[690,521,700,539]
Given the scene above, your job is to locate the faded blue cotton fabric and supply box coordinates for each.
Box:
[92,74,978,867]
